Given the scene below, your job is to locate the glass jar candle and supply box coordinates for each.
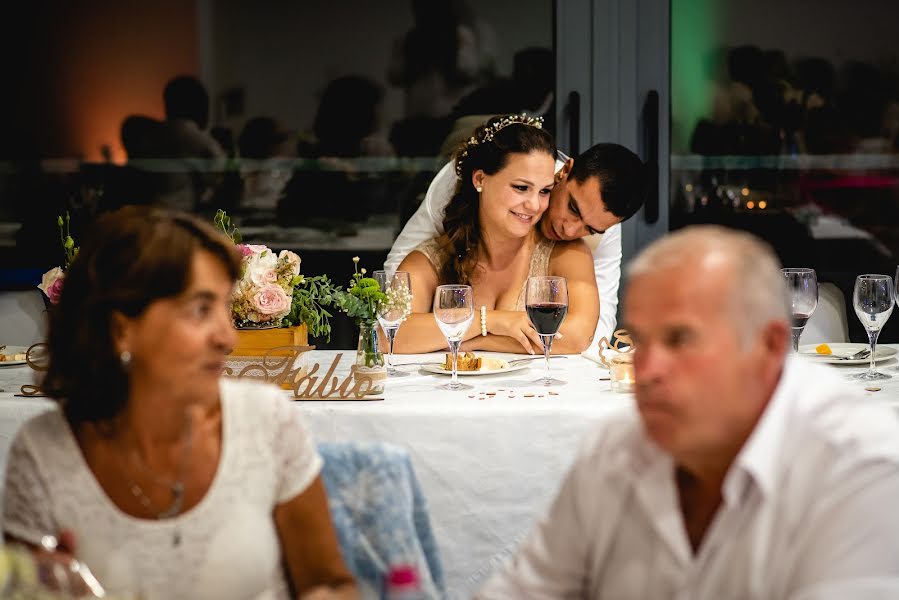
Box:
[610,354,635,393]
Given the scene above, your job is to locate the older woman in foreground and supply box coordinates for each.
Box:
[3,207,356,600]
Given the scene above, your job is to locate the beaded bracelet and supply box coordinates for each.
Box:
[480,306,487,336]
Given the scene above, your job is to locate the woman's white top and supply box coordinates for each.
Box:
[3,379,323,600]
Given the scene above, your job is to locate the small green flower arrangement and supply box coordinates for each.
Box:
[332,257,387,323]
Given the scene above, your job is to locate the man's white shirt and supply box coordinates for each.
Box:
[477,357,899,599]
[383,156,621,342]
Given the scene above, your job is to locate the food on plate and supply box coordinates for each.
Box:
[0,353,26,362]
[446,352,481,371]
[443,352,509,371]
[480,357,508,370]
[815,343,832,355]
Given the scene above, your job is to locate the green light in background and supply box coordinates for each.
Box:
[671,0,720,153]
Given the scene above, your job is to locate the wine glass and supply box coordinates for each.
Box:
[433,285,474,390]
[850,274,894,381]
[525,276,569,385]
[373,270,412,377]
[781,268,818,352]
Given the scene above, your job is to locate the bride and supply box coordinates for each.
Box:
[392,114,598,354]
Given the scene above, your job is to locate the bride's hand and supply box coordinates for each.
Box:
[488,311,544,354]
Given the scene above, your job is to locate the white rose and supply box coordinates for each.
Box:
[246,251,278,286]
[278,250,302,277]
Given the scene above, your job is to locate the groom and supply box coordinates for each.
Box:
[385,142,648,343]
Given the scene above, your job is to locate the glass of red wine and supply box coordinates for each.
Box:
[781,268,818,352]
[525,276,569,385]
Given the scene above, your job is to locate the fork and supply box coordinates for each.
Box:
[838,348,871,360]
[809,348,870,360]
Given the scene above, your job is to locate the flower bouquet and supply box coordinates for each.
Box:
[214,210,336,335]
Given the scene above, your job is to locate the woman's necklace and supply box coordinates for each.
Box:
[122,416,193,546]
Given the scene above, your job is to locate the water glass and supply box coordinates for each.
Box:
[525,276,569,385]
[373,270,412,377]
[850,274,893,381]
[781,268,818,352]
[433,285,474,390]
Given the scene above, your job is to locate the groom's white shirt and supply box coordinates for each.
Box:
[384,156,621,342]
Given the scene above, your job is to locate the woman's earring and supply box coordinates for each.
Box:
[476,185,483,193]
[120,351,132,367]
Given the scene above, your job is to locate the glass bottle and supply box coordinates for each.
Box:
[354,320,386,395]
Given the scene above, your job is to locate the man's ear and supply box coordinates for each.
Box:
[556,158,575,184]
[758,319,790,367]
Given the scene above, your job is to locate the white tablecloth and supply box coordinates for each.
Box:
[2,348,898,598]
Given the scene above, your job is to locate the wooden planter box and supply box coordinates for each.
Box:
[229,324,309,357]
[226,324,310,390]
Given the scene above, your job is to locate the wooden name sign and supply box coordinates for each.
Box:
[20,343,381,401]
[595,329,635,368]
[225,346,383,400]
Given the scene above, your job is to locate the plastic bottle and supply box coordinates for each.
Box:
[385,564,429,600]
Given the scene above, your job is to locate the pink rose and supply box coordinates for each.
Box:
[236,244,255,257]
[252,284,290,316]
[38,267,65,304]
[47,277,64,304]
[244,244,269,255]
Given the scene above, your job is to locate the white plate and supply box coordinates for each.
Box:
[0,346,29,367]
[799,343,897,365]
[420,362,530,376]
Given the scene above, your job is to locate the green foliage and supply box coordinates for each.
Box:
[58,212,78,269]
[213,209,242,244]
[286,274,341,342]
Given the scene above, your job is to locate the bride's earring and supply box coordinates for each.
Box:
[476,186,482,193]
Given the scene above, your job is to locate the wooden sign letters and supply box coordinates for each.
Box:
[595,328,635,368]
[225,346,381,400]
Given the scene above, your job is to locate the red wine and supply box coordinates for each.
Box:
[791,312,810,328]
[527,302,569,335]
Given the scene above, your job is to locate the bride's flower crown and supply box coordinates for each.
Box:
[454,113,544,179]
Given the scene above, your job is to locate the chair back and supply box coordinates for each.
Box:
[318,441,444,599]
[802,282,849,344]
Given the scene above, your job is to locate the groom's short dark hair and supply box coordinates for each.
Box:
[570,144,648,221]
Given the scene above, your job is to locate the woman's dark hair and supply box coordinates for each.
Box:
[440,115,556,285]
[42,206,241,428]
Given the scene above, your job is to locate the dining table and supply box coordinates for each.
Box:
[1,346,898,598]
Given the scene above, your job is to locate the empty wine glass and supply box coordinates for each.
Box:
[850,274,894,381]
[781,268,818,352]
[374,270,412,377]
[525,276,569,385]
[433,285,474,390]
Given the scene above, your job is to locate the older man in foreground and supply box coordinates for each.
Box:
[478,226,899,598]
